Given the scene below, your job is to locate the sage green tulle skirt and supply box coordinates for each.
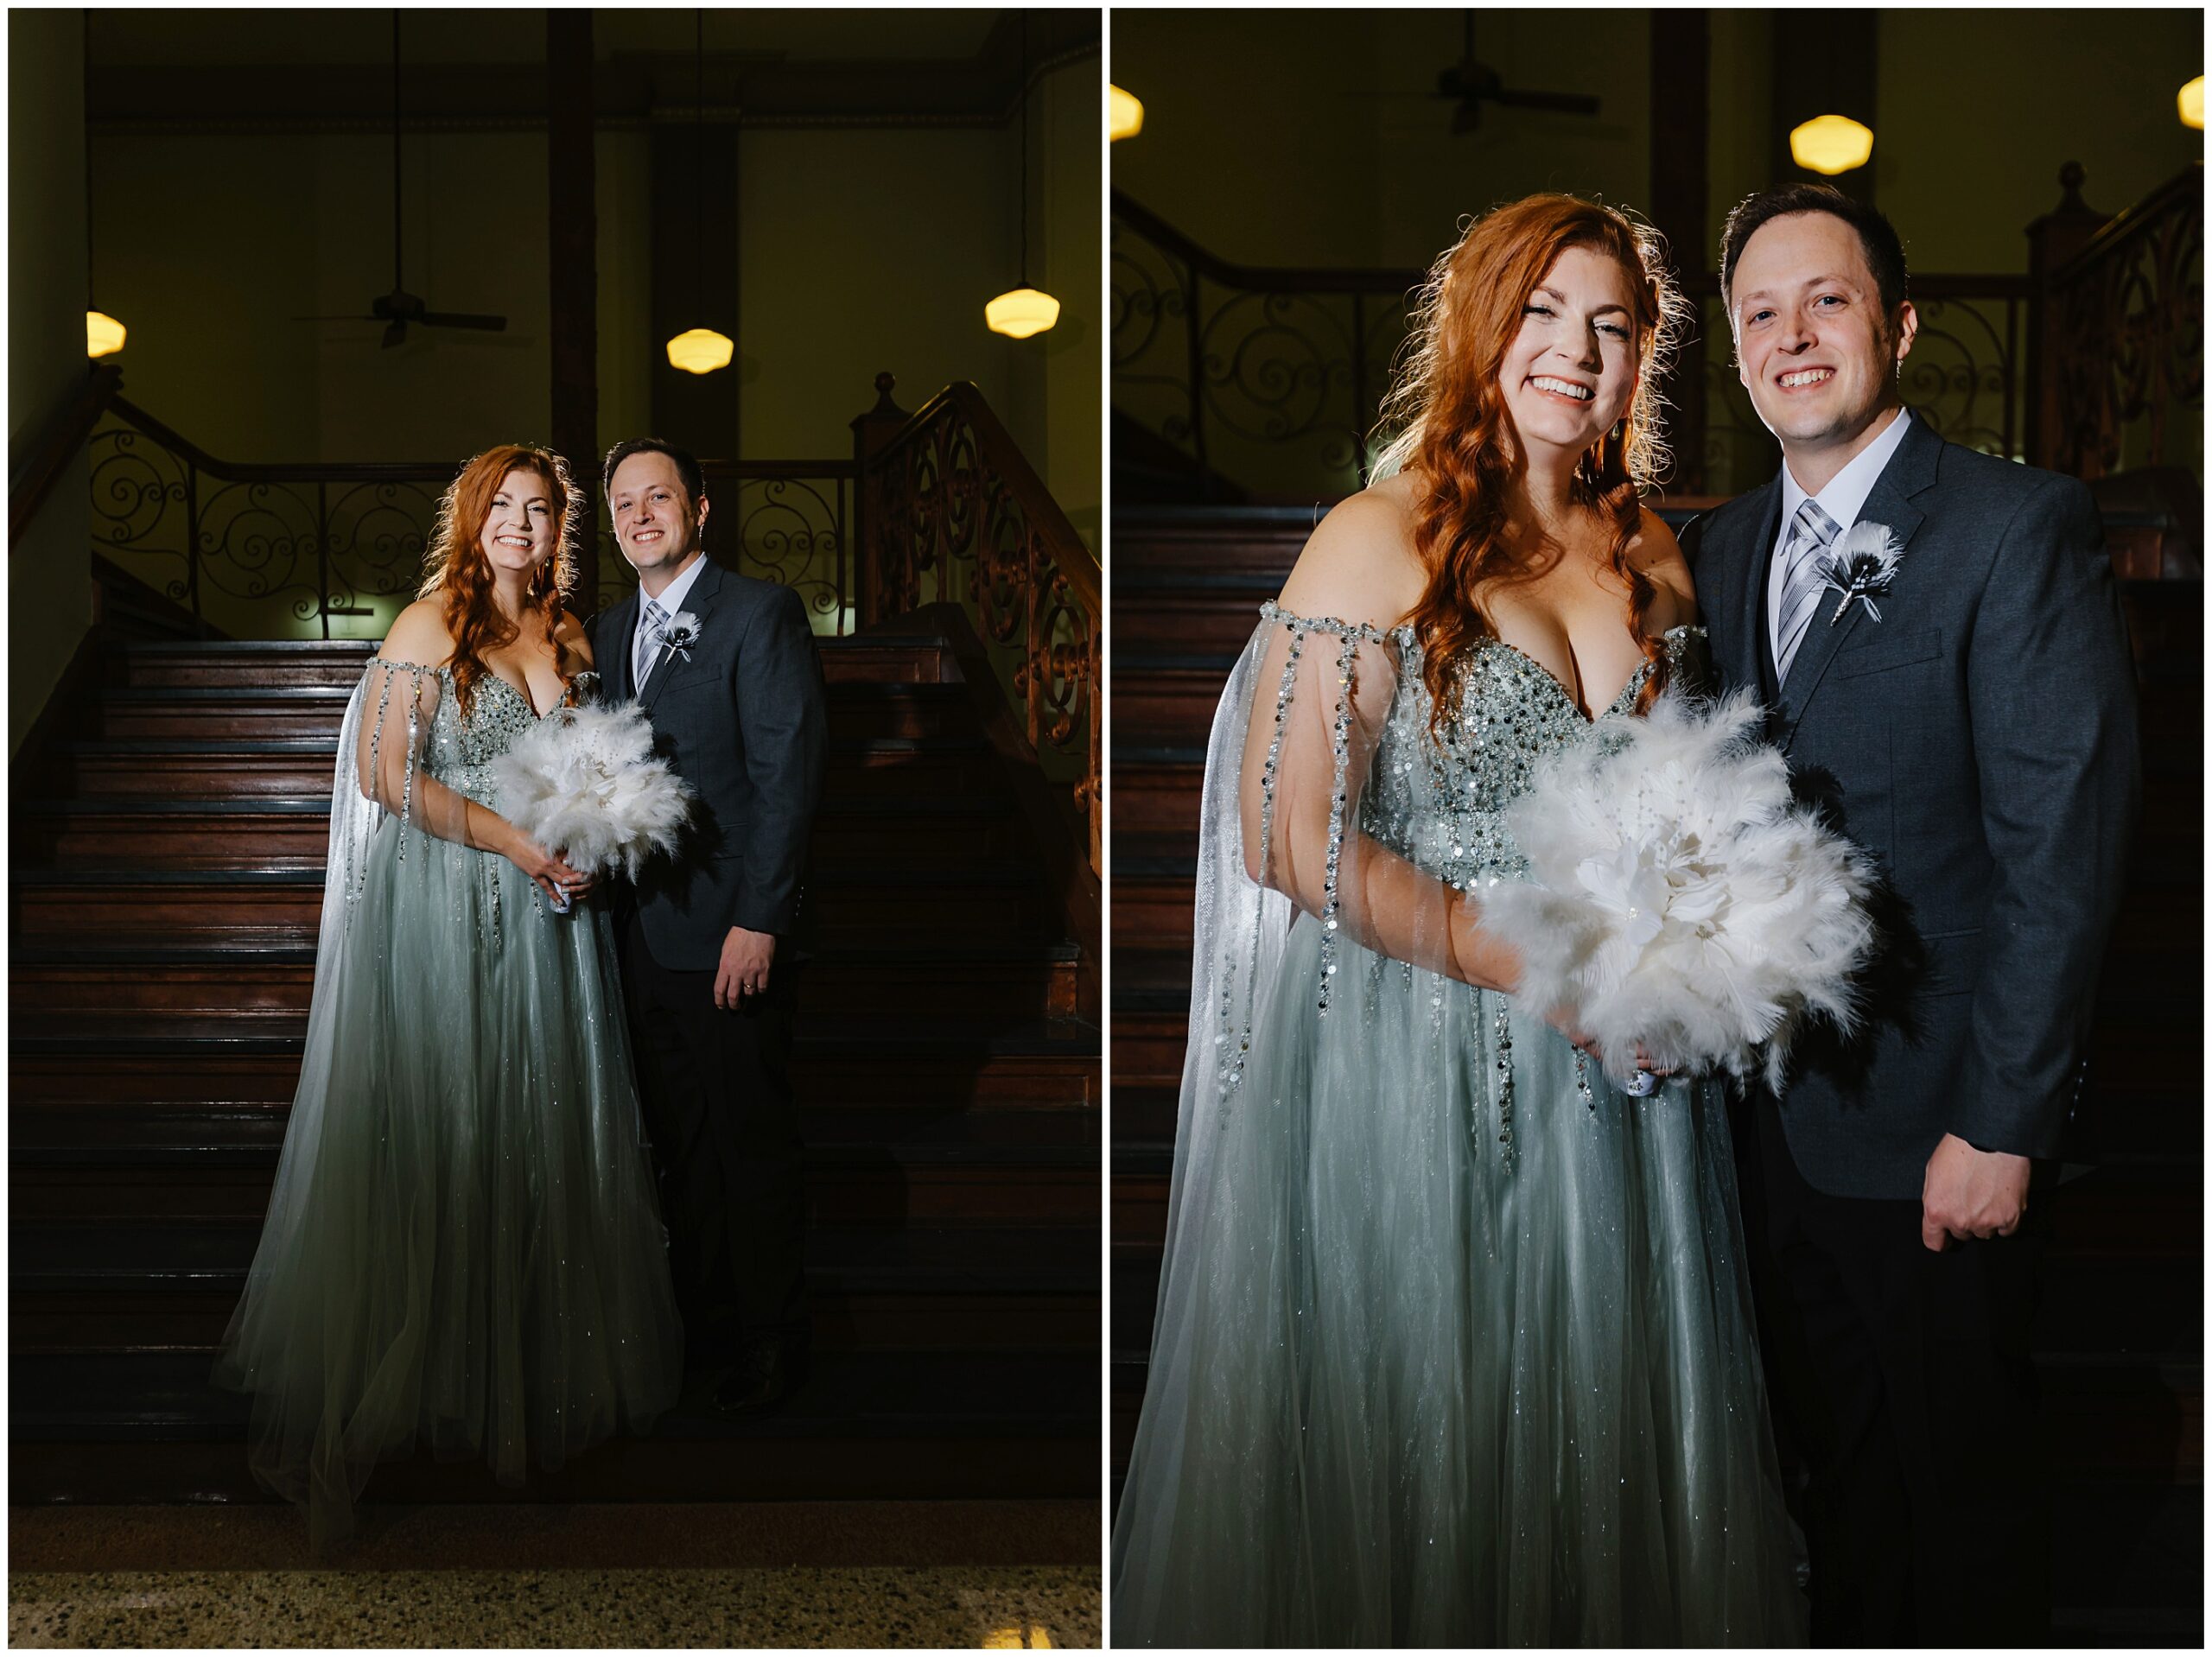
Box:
[212,815,683,1550]
[1111,914,1808,1647]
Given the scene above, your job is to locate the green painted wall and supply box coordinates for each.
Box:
[10,10,94,755]
[81,30,1099,638]
[1111,9,1651,270]
[1114,7,2200,276]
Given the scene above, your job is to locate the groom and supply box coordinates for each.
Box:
[593,437,828,1415]
[1683,186,2139,1644]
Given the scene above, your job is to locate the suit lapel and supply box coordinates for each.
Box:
[639,557,728,716]
[1734,476,1785,702]
[1778,415,1940,746]
[602,593,641,702]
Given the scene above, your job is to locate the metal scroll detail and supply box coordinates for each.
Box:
[594,467,852,632]
[88,398,853,639]
[2050,176,2203,481]
[1112,194,1417,502]
[863,384,1102,876]
[1698,282,2029,498]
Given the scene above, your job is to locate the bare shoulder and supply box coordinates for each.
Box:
[555,608,595,670]
[1627,505,1698,631]
[378,598,454,668]
[1274,479,1427,633]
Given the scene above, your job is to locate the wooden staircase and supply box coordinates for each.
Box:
[10,628,1102,1507]
[1109,505,2202,1645]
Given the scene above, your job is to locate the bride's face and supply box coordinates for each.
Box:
[1496,245,1640,464]
[479,468,556,579]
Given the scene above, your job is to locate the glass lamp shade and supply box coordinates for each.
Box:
[665,327,734,375]
[985,287,1060,340]
[2181,76,2204,130]
[1789,114,1874,176]
[86,310,127,359]
[1109,85,1145,142]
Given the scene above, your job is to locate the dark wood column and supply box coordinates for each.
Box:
[1770,10,1878,206]
[1649,10,1709,493]
[547,10,599,613]
[650,117,741,461]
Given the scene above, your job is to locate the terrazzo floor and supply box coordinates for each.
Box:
[10,1564,1094,1647]
[9,1501,1099,1648]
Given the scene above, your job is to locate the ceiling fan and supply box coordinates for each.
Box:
[296,12,506,348]
[1436,13,1601,135]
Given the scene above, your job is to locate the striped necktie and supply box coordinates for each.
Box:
[1773,499,1842,687]
[636,597,669,691]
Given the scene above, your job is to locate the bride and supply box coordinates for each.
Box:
[213,445,683,1549]
[1110,196,1807,1645]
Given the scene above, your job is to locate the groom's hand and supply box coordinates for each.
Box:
[715,926,776,1010]
[1920,1132,2030,1252]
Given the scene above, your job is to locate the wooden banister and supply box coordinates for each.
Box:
[10,362,124,545]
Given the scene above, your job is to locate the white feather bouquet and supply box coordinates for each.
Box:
[1478,689,1876,1090]
[491,700,696,884]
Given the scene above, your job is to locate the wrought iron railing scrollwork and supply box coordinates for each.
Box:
[2045,166,2203,481]
[1690,275,2029,498]
[1113,190,1418,502]
[861,382,1103,878]
[86,397,854,641]
[1116,190,2043,502]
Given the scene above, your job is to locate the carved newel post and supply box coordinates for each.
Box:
[849,371,911,630]
[2024,162,2110,473]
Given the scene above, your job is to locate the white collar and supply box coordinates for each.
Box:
[639,550,709,621]
[1779,407,1914,538]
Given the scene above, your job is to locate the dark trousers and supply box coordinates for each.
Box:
[1740,1100,2050,1647]
[621,913,808,1360]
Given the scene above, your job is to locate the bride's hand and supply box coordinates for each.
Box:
[1543,1009,1676,1081]
[501,832,594,906]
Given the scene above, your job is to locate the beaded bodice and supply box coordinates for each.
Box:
[420,669,601,795]
[1257,603,1703,892]
[366,663,600,802]
[1371,625,1702,889]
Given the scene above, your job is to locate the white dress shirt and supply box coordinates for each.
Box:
[1767,407,1916,655]
[632,551,709,690]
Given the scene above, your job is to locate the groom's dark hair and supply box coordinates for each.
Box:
[601,437,707,506]
[1719,184,1909,319]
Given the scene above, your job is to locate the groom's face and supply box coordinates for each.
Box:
[608,451,708,577]
[1731,212,1916,454]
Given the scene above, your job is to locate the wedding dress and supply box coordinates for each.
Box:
[212,658,683,1550]
[1110,605,1806,1647]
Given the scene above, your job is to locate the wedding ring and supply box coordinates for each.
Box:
[1623,1070,1659,1098]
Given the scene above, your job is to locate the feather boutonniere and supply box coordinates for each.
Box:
[660,610,702,662]
[1817,521,1907,625]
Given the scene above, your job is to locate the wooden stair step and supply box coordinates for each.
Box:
[16,796,1033,871]
[38,735,1009,804]
[10,1349,1096,1503]
[10,942,1084,1025]
[10,1041,1100,1113]
[11,866,1054,947]
[12,1149,1099,1230]
[79,682,980,744]
[99,634,959,691]
[10,1222,1100,1356]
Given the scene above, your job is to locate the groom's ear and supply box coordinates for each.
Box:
[1891,301,1919,370]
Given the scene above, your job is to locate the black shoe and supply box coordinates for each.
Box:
[712,1336,806,1416]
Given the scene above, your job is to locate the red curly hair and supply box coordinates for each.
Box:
[417,445,582,719]
[1372,195,1690,727]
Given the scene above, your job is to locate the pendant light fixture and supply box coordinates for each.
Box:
[1789,113,1873,176]
[666,10,733,375]
[2180,76,2204,130]
[1109,84,1144,142]
[986,11,1058,340]
[83,13,125,359]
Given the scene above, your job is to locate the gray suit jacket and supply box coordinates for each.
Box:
[1683,414,2139,1198]
[589,559,829,972]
